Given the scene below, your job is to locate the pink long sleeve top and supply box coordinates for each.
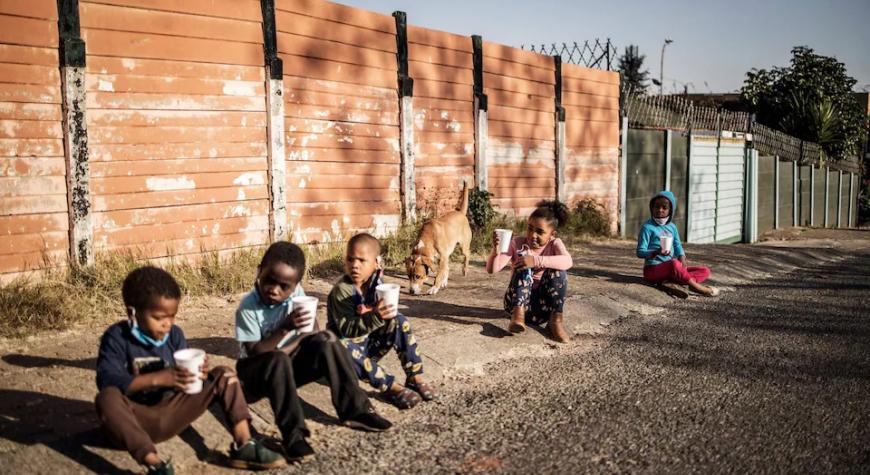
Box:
[486,236,573,282]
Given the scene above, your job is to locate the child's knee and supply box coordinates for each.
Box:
[94,386,126,417]
[210,366,240,389]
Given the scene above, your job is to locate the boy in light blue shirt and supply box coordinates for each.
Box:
[233,242,392,464]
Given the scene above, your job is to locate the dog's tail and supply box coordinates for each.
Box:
[457,179,469,214]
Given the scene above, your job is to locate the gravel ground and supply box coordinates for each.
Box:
[282,248,870,474]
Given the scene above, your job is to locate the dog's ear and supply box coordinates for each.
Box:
[421,255,435,274]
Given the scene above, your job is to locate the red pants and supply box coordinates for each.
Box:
[643,259,710,285]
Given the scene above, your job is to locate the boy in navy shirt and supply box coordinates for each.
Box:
[95,266,283,474]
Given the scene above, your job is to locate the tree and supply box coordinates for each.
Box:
[618,45,649,95]
[741,46,869,161]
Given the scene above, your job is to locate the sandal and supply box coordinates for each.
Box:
[406,379,439,401]
[383,387,421,410]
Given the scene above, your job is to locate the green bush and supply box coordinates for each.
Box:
[467,187,496,230]
[564,198,611,239]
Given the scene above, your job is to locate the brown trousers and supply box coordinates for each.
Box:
[95,366,250,464]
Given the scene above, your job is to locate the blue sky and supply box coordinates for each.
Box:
[337,0,870,94]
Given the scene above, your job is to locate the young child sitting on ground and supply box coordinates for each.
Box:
[636,190,719,297]
[327,233,438,410]
[234,242,392,463]
[487,200,575,342]
[95,266,284,475]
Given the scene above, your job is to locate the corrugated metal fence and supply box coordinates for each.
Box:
[621,92,863,244]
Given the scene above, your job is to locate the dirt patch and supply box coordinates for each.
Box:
[0,229,866,473]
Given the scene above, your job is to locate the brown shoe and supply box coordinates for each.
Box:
[508,307,526,333]
[547,312,570,343]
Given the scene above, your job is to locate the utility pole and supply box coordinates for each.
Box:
[659,38,673,95]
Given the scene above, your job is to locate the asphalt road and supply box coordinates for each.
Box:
[285,249,870,474]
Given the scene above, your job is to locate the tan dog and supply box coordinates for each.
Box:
[405,182,472,295]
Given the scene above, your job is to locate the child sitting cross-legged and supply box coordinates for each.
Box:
[234,242,392,463]
[327,233,439,410]
[486,200,575,342]
[95,266,284,475]
[637,190,719,297]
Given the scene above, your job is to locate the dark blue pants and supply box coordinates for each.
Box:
[340,314,423,392]
[503,269,568,324]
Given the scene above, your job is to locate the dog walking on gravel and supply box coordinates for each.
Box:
[405,181,473,295]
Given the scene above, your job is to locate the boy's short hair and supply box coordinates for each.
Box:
[259,241,306,275]
[347,233,381,254]
[122,266,182,311]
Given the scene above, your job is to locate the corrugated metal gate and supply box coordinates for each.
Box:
[687,135,746,243]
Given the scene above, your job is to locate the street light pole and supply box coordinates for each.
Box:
[660,38,673,95]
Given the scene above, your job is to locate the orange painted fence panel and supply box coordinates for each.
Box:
[0,0,622,279]
[0,1,68,276]
[81,0,271,260]
[561,63,621,232]
[408,25,474,216]
[276,0,401,243]
[484,41,556,216]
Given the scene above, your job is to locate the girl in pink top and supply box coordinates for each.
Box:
[486,200,574,342]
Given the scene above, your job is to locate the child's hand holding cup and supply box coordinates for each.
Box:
[290,296,318,333]
[375,283,400,320]
[659,235,673,256]
[173,348,207,394]
[494,229,512,254]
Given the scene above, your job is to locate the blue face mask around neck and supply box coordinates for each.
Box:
[129,317,170,348]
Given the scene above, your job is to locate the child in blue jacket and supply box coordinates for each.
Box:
[636,190,719,296]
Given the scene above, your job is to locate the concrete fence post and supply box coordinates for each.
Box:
[837,170,843,228]
[472,35,488,192]
[848,172,855,228]
[393,11,416,223]
[685,131,693,242]
[57,0,93,266]
[809,164,815,226]
[792,161,798,227]
[773,156,780,229]
[664,129,672,190]
[619,116,628,238]
[553,56,566,203]
[824,166,830,228]
[260,0,287,241]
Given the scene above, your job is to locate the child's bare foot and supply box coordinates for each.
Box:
[405,375,439,401]
[384,383,421,409]
[508,307,526,333]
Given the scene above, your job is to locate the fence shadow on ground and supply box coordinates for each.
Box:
[0,389,132,474]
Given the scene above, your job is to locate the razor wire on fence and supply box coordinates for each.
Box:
[521,39,617,70]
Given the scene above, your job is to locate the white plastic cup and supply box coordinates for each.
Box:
[376,283,401,309]
[660,235,673,254]
[173,348,206,395]
[291,296,318,333]
[495,229,512,253]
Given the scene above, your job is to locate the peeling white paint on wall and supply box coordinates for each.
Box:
[232,172,264,186]
[291,165,312,174]
[97,80,114,92]
[121,58,136,70]
[226,205,250,217]
[371,214,400,237]
[222,81,257,96]
[146,176,195,191]
[297,178,306,189]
